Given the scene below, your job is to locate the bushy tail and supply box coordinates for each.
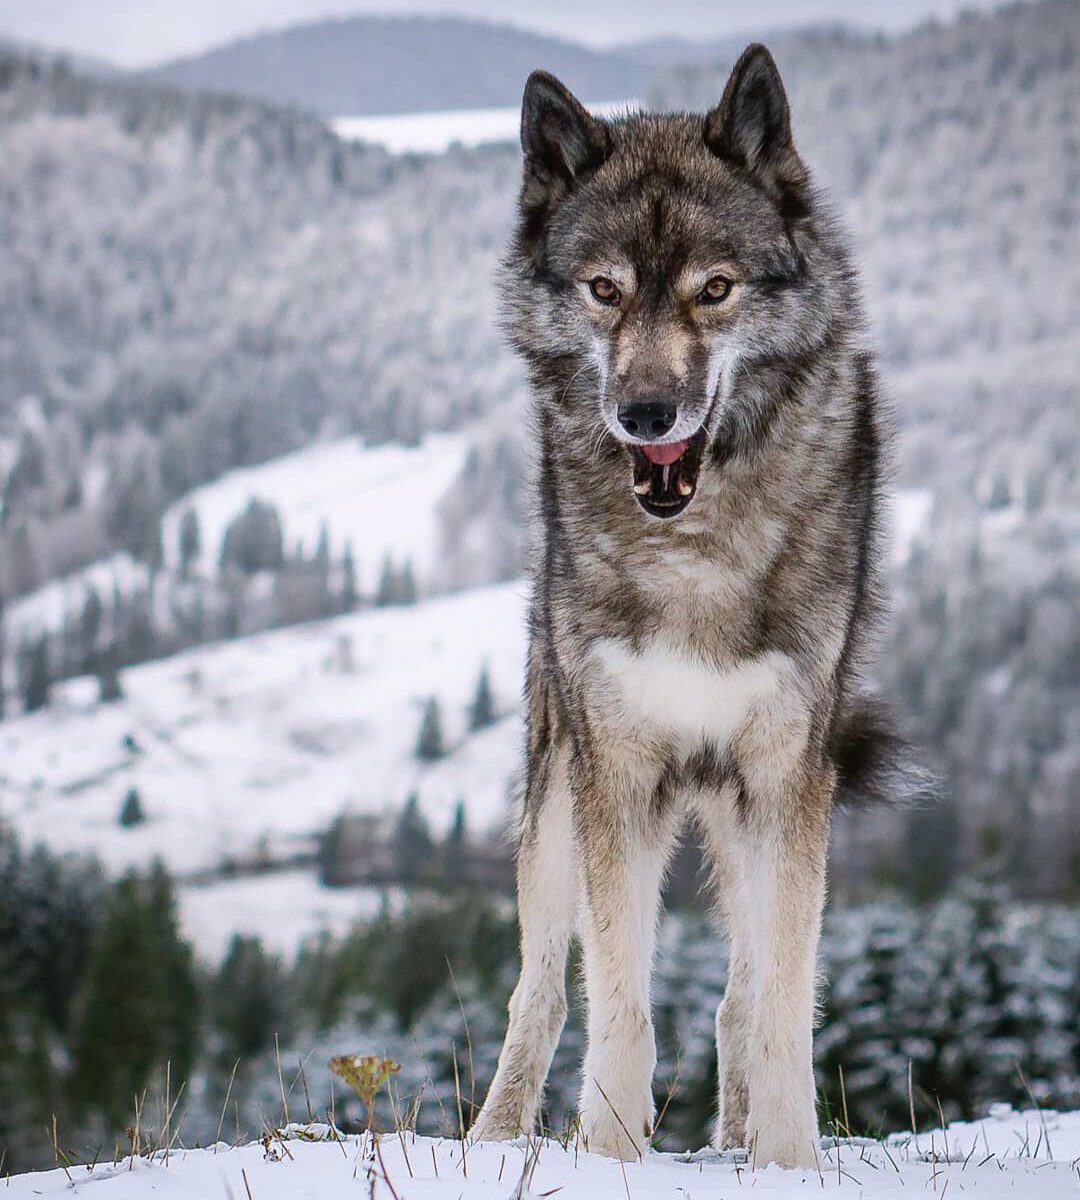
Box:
[830,697,940,810]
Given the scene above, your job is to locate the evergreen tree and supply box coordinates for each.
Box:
[211,935,288,1062]
[467,664,496,731]
[394,793,434,883]
[69,862,199,1128]
[375,554,417,606]
[315,520,332,615]
[118,787,146,827]
[121,589,157,666]
[20,635,50,713]
[0,594,5,721]
[79,586,104,673]
[219,498,284,574]
[104,455,164,566]
[341,539,359,612]
[398,558,418,605]
[442,800,468,885]
[415,696,445,761]
[374,554,396,607]
[97,644,124,703]
[178,508,202,580]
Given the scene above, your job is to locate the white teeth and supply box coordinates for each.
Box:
[634,480,651,495]
[662,465,670,491]
[677,479,694,497]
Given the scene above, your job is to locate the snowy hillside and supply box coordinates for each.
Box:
[159,433,472,584]
[8,1107,1080,1198]
[0,581,526,875]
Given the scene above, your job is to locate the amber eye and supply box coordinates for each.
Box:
[696,275,733,305]
[588,276,621,306]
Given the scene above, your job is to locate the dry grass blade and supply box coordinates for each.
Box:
[215,1058,241,1150]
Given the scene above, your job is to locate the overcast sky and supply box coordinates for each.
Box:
[1,0,1015,68]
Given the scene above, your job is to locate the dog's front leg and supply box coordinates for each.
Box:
[575,757,678,1161]
[472,750,578,1143]
[741,763,832,1171]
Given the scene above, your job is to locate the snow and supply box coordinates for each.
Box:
[176,871,385,962]
[5,552,149,642]
[889,487,933,566]
[332,100,634,155]
[8,1107,1080,1198]
[0,580,528,881]
[159,434,473,590]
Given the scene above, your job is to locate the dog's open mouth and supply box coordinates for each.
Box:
[629,429,707,518]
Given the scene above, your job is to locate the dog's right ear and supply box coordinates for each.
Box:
[520,71,611,189]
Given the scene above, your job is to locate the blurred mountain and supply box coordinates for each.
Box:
[141,15,647,115]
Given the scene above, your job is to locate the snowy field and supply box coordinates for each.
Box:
[8,1107,1080,1198]
[333,100,633,154]
[0,581,527,878]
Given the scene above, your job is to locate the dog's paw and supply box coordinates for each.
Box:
[578,1087,651,1161]
[747,1123,821,1171]
[469,1111,526,1145]
[469,1095,534,1146]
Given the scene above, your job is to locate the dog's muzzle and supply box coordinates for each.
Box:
[629,428,707,519]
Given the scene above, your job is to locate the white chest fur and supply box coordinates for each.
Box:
[586,636,798,756]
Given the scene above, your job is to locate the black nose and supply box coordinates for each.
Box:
[617,400,677,439]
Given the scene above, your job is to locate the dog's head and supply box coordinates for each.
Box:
[506,46,842,520]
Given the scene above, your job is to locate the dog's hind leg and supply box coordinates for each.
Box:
[471,747,578,1143]
[575,756,680,1161]
[690,786,752,1151]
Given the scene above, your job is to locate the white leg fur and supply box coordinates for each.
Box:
[741,794,829,1171]
[577,815,675,1162]
[471,758,578,1142]
[691,788,752,1149]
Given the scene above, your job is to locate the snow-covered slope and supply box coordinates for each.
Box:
[160,433,472,585]
[0,581,527,878]
[7,1107,1080,1198]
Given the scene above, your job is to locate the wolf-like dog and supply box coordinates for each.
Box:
[471,45,919,1170]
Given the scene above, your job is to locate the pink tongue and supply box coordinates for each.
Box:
[641,440,689,466]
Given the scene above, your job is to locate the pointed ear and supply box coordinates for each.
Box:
[703,45,808,219]
[521,70,611,188]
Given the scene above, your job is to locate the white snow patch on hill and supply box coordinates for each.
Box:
[333,99,633,154]
[7,1107,1080,1198]
[176,870,385,961]
[160,433,471,589]
[0,580,527,880]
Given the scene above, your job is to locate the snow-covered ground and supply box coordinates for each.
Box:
[0,581,527,878]
[333,100,634,154]
[8,1107,1080,1198]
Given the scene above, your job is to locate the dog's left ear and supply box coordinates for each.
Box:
[521,70,611,188]
[704,45,809,219]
